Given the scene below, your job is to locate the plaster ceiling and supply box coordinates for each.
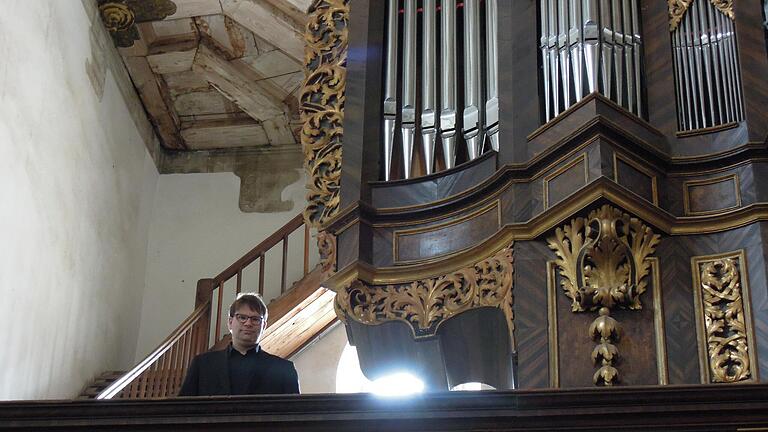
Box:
[99,0,311,151]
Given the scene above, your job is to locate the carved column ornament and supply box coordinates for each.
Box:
[317,231,337,277]
[301,0,349,228]
[692,251,757,383]
[97,0,177,47]
[548,204,660,385]
[335,244,515,342]
[669,0,734,31]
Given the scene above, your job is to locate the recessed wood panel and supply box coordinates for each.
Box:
[614,153,658,205]
[543,155,588,209]
[683,174,741,216]
[393,201,501,264]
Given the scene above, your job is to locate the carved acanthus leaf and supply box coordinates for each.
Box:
[301,0,348,228]
[335,244,514,339]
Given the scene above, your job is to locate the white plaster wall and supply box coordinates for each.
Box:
[0,1,158,399]
[291,323,348,393]
[136,170,316,360]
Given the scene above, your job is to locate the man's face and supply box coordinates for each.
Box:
[228,305,266,350]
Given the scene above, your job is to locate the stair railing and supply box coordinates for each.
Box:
[97,213,311,399]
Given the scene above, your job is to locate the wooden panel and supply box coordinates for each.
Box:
[147,48,197,74]
[393,201,501,264]
[512,240,552,389]
[543,154,588,209]
[614,153,658,205]
[683,174,741,216]
[181,119,269,149]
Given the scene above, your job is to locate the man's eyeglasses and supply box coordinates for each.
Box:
[233,313,264,324]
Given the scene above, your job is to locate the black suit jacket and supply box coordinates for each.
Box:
[178,346,300,396]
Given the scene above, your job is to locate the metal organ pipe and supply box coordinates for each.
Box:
[380,0,500,181]
[540,0,643,123]
[421,0,437,175]
[382,0,399,181]
[485,0,500,152]
[401,0,417,180]
[671,0,743,132]
[440,0,458,171]
[462,0,483,161]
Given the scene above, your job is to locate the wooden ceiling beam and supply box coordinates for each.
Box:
[192,45,285,120]
[221,0,305,63]
[164,0,223,20]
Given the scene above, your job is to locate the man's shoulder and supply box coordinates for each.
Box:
[259,349,295,368]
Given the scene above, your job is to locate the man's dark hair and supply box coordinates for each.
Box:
[229,292,268,319]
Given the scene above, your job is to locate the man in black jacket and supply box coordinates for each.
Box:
[178,292,300,396]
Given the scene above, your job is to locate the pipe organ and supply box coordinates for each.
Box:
[671,0,743,133]
[539,0,644,122]
[305,0,768,392]
[382,0,499,180]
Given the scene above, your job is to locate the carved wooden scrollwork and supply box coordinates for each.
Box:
[301,0,348,228]
[548,204,660,385]
[335,244,514,340]
[97,0,177,47]
[317,231,337,277]
[669,0,734,31]
[693,252,755,383]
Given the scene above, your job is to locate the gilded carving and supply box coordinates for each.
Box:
[548,204,660,313]
[301,0,348,228]
[669,0,734,31]
[317,231,337,276]
[335,244,514,339]
[98,0,177,48]
[694,255,753,383]
[548,204,660,386]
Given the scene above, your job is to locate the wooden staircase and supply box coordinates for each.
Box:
[94,213,336,399]
[77,371,124,399]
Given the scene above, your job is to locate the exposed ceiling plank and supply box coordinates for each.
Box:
[192,45,285,120]
[180,118,270,149]
[123,57,186,149]
[221,0,304,63]
[262,117,297,145]
[147,48,198,74]
[164,0,223,20]
[261,0,311,28]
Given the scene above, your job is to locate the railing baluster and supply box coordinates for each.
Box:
[303,223,309,276]
[236,269,242,295]
[259,253,265,296]
[214,282,223,342]
[281,236,288,293]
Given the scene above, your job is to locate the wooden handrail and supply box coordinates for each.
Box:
[97,213,313,399]
[96,300,212,399]
[213,213,305,284]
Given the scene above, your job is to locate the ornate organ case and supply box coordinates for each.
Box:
[302,0,768,390]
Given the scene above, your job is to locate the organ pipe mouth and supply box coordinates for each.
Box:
[380,0,498,181]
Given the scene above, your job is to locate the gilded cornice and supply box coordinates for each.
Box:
[97,0,177,47]
[322,179,768,287]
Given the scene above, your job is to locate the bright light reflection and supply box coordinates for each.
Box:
[370,372,425,397]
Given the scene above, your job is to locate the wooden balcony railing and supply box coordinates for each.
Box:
[97,213,311,399]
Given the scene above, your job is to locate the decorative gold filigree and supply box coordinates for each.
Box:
[548,204,660,313]
[709,0,734,20]
[669,0,734,31]
[317,231,337,276]
[697,257,751,383]
[335,244,514,339]
[301,0,348,228]
[548,204,660,386]
[99,3,135,32]
[589,307,621,385]
[98,0,177,48]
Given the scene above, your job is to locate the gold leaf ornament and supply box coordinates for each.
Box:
[301,0,349,228]
[335,244,514,339]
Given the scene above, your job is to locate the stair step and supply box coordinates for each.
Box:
[77,371,125,399]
